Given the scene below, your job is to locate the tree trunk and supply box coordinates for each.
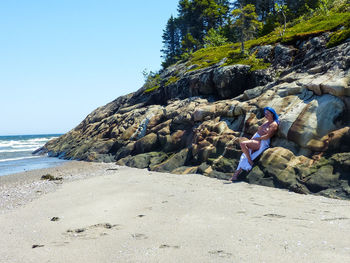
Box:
[240,31,245,55]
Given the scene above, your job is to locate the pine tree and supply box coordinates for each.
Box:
[231,4,262,54]
[161,15,182,68]
[177,0,230,50]
[203,27,228,47]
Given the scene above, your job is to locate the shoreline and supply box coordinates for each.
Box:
[0,161,117,213]
[1,161,350,262]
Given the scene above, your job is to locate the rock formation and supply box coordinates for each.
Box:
[41,34,350,199]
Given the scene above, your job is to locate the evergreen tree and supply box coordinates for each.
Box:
[203,27,228,47]
[161,15,182,68]
[181,33,200,53]
[177,0,230,49]
[231,4,262,54]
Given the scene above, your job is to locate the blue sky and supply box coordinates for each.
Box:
[0,0,178,135]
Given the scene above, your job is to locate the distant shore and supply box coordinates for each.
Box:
[1,161,350,262]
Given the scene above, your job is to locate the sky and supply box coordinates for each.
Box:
[0,0,179,135]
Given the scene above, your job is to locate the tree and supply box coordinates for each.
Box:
[161,15,182,68]
[318,0,332,14]
[231,4,262,54]
[181,33,200,53]
[275,1,288,36]
[203,27,228,47]
[177,0,230,50]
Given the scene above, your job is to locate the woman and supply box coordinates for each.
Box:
[230,107,279,181]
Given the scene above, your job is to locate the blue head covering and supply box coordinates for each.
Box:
[264,107,279,124]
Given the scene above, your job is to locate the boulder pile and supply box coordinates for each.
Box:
[42,35,350,199]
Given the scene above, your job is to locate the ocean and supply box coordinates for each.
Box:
[0,134,68,177]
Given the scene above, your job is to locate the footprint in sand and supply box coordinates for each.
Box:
[63,223,121,240]
[236,211,246,214]
[131,233,148,240]
[208,250,232,258]
[32,244,44,249]
[321,217,349,221]
[264,214,286,218]
[159,244,180,249]
[51,241,70,247]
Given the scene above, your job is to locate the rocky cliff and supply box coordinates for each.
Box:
[41,34,350,199]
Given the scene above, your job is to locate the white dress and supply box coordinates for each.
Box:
[236,133,270,171]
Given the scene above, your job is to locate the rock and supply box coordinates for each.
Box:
[151,148,189,172]
[259,147,299,188]
[159,130,189,153]
[274,44,295,67]
[287,94,345,148]
[134,133,159,154]
[246,166,275,187]
[197,162,210,174]
[117,152,167,169]
[305,165,339,192]
[206,169,231,180]
[115,142,135,160]
[254,45,273,62]
[41,39,350,200]
[321,77,350,97]
[171,166,198,174]
[330,152,350,175]
[243,86,265,100]
[211,156,237,173]
[41,174,63,181]
[213,65,251,98]
[193,105,216,122]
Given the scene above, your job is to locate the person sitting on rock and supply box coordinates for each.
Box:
[230,107,279,181]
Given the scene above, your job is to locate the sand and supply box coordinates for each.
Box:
[1,161,350,263]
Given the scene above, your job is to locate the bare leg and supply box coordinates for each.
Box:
[229,168,242,181]
[240,140,261,166]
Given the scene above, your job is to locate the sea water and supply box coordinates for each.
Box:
[0,134,68,177]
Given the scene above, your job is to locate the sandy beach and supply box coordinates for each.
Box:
[1,161,350,263]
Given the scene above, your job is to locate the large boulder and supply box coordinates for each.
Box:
[213,65,251,98]
[151,148,190,172]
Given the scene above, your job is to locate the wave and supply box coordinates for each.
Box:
[0,137,58,149]
[0,148,39,153]
[0,155,42,163]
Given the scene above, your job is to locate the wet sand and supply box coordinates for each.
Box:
[1,161,350,262]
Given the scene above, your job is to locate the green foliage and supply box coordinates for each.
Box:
[250,11,350,46]
[317,0,332,14]
[231,4,262,54]
[226,51,271,71]
[327,28,350,48]
[165,76,180,86]
[142,70,161,94]
[180,51,192,61]
[161,0,230,68]
[187,43,239,69]
[144,85,160,93]
[160,0,349,70]
[203,28,228,47]
[275,2,288,36]
[184,7,349,71]
[181,33,200,53]
[260,14,280,36]
[161,15,182,69]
